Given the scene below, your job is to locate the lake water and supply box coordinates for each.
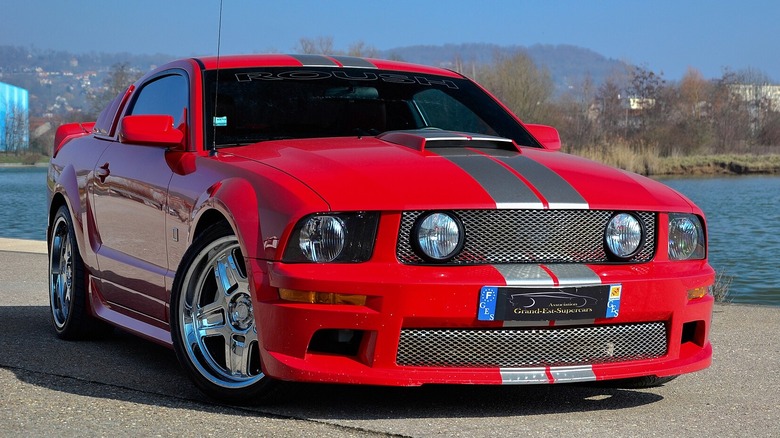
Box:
[2,166,777,305]
[0,166,48,241]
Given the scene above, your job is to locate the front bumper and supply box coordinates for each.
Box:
[249,258,714,386]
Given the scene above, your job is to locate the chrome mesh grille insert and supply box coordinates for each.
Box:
[397,210,656,265]
[396,322,667,367]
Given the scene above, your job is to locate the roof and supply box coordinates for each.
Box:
[191,54,463,78]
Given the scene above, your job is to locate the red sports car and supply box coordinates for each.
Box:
[47,54,714,402]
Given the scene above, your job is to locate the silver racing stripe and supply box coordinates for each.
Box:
[544,264,602,286]
[330,56,377,68]
[288,54,339,67]
[549,366,596,383]
[435,149,543,209]
[500,366,596,384]
[493,264,554,286]
[492,154,588,209]
[500,368,549,384]
[492,264,600,287]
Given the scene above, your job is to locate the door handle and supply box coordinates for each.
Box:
[97,163,111,183]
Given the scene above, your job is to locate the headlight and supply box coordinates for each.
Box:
[604,213,643,260]
[412,212,465,262]
[283,212,379,263]
[299,216,346,262]
[668,213,705,260]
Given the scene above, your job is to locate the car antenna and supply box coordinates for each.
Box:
[210,0,224,157]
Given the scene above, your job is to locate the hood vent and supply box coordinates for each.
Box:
[378,129,516,152]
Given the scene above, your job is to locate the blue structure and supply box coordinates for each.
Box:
[0,82,30,152]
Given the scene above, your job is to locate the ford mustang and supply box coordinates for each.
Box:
[47,54,714,402]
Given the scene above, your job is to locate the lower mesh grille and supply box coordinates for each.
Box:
[396,322,667,367]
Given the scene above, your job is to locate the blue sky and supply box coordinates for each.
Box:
[2,0,778,81]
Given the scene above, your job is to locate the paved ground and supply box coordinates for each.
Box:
[1,237,779,437]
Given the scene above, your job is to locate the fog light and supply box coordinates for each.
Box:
[279,288,367,305]
[687,286,711,300]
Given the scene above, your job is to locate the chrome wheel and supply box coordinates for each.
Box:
[50,214,73,330]
[177,234,264,389]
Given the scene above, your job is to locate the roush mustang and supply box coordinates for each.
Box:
[48,54,714,402]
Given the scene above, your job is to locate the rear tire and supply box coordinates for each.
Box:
[170,223,277,403]
[48,205,108,339]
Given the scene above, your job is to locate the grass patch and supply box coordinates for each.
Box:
[0,153,45,165]
[568,142,780,176]
[712,271,734,303]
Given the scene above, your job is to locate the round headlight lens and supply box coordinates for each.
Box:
[605,213,643,259]
[669,214,704,260]
[414,212,464,261]
[299,216,346,262]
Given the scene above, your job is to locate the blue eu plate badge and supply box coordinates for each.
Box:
[606,284,621,318]
[478,286,498,321]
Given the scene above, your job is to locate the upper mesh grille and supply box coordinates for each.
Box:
[397,210,656,264]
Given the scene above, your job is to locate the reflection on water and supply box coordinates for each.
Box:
[2,167,778,305]
[660,175,780,306]
[0,166,48,241]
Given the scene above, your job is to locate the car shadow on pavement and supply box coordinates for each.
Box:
[0,305,664,420]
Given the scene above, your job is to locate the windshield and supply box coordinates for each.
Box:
[203,67,540,148]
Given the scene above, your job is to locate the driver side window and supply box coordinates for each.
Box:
[129,73,189,126]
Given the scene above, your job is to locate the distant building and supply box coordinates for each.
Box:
[730,84,780,112]
[0,82,30,153]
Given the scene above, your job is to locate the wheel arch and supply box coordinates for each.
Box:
[48,164,89,259]
[190,177,262,260]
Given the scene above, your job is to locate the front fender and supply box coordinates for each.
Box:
[190,168,329,262]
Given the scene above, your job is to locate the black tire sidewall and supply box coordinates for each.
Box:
[49,206,92,339]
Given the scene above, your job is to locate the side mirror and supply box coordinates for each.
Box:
[525,124,561,151]
[119,114,184,148]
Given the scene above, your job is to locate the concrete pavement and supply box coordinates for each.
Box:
[1,239,779,437]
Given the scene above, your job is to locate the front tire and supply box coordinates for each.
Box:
[170,223,276,403]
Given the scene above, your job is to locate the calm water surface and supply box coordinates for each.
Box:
[0,166,48,241]
[2,166,777,305]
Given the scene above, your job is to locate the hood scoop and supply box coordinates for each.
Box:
[378,129,515,152]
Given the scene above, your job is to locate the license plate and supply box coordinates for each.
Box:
[478,284,621,321]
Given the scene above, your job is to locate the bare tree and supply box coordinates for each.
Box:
[2,103,29,155]
[88,63,141,119]
[296,36,335,55]
[595,77,624,141]
[477,52,554,123]
[709,71,751,152]
[347,41,379,58]
[551,74,597,149]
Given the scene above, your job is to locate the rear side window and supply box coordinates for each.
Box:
[128,73,188,126]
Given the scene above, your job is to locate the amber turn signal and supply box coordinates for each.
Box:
[687,286,711,300]
[279,289,367,306]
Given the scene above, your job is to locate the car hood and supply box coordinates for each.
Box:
[224,132,698,213]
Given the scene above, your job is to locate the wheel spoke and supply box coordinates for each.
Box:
[213,250,243,297]
[225,333,257,377]
[196,299,228,329]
